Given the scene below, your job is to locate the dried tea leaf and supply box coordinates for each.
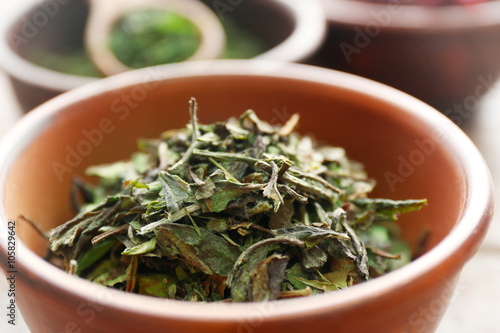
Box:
[46,99,427,303]
[272,225,349,249]
[159,171,193,211]
[86,161,138,183]
[268,199,294,229]
[86,259,127,287]
[126,255,139,292]
[285,263,310,290]
[297,277,341,292]
[195,177,216,200]
[250,254,289,302]
[228,237,304,302]
[137,273,176,298]
[131,152,152,174]
[75,238,117,275]
[300,246,329,270]
[211,189,248,213]
[240,109,275,134]
[354,198,428,222]
[206,218,230,233]
[324,260,356,289]
[248,200,273,217]
[156,224,241,276]
[49,211,100,254]
[342,221,369,282]
[262,161,283,211]
[122,238,157,256]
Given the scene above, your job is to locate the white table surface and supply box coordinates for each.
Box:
[1,1,500,332]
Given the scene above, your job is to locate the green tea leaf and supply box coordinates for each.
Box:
[297,277,341,292]
[211,189,248,213]
[122,238,157,255]
[85,161,134,180]
[354,198,428,222]
[285,263,310,290]
[268,199,294,229]
[159,171,194,211]
[131,152,152,174]
[301,245,329,269]
[86,259,127,287]
[341,221,369,281]
[156,224,241,276]
[195,177,216,200]
[228,237,304,302]
[76,238,117,275]
[250,254,288,302]
[206,218,230,233]
[272,225,349,249]
[137,273,176,298]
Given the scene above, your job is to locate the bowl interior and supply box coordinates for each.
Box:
[3,70,464,260]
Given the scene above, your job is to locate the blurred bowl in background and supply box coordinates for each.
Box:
[0,0,326,112]
[315,0,500,122]
[0,59,493,332]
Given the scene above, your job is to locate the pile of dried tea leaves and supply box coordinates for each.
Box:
[48,99,427,302]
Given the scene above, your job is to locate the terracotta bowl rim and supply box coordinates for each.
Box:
[320,0,500,31]
[0,0,326,92]
[0,60,493,321]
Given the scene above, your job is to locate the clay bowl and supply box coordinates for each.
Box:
[0,60,493,333]
[0,0,326,112]
[315,0,500,121]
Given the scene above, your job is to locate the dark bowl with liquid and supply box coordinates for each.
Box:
[315,0,500,121]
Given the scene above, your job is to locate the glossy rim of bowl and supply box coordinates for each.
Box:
[320,0,500,31]
[0,0,326,93]
[0,60,493,322]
